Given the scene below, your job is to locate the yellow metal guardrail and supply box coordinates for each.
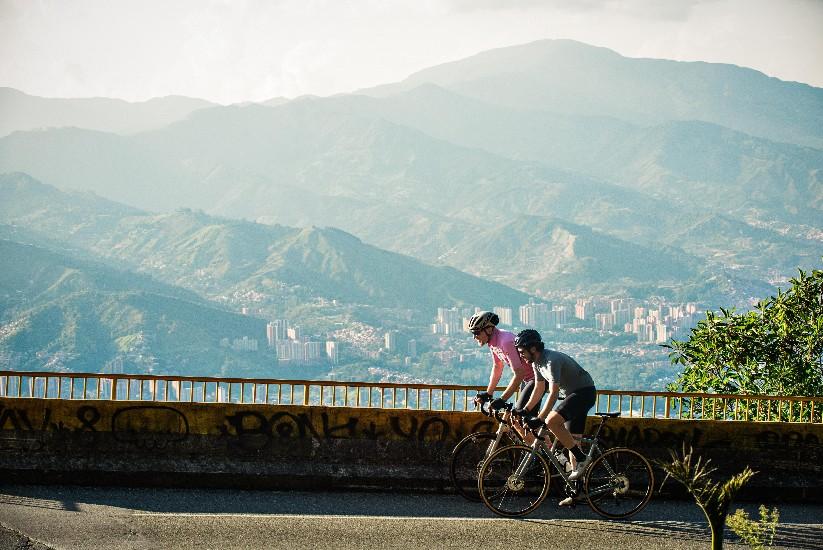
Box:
[1,370,820,423]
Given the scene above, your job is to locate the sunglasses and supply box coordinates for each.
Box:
[471,328,486,336]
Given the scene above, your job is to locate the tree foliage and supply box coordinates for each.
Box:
[667,267,823,397]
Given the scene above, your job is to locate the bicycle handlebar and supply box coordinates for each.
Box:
[475,400,515,423]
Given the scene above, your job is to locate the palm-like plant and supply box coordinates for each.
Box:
[659,445,756,549]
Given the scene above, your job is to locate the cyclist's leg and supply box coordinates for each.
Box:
[554,395,595,505]
[565,413,588,469]
[520,379,545,417]
[515,379,536,410]
[546,409,578,452]
[547,387,596,458]
[555,387,597,480]
[515,380,539,443]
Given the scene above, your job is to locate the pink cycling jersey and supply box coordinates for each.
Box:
[488,328,534,381]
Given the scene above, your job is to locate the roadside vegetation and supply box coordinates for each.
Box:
[666,266,823,421]
[659,446,779,550]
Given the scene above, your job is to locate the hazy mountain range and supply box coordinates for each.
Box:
[1,39,821,375]
[0,237,271,375]
[363,39,823,149]
[0,173,528,311]
[0,87,215,137]
[0,172,531,373]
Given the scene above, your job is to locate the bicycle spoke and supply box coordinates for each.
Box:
[449,431,499,501]
[479,445,552,517]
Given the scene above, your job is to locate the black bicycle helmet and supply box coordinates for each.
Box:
[514,329,542,348]
[468,311,499,332]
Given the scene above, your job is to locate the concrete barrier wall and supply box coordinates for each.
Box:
[2,398,821,500]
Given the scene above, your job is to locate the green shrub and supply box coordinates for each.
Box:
[727,505,779,549]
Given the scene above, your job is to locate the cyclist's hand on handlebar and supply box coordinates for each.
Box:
[490,398,508,411]
[511,407,526,418]
[474,392,492,405]
[474,392,492,416]
[524,415,547,430]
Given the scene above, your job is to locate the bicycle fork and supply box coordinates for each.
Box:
[504,429,546,489]
[507,453,535,491]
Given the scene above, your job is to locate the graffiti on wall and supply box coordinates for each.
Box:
[599,424,712,450]
[0,403,191,450]
[218,410,467,451]
[112,406,189,449]
[1,401,821,461]
[0,404,101,432]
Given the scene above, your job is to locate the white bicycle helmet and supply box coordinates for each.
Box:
[467,311,499,332]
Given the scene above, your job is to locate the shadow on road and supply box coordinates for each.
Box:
[1,485,820,549]
[525,516,823,550]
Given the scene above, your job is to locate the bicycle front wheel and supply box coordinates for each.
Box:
[449,431,500,501]
[584,447,654,519]
[478,444,552,517]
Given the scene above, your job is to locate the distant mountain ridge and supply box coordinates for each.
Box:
[1,38,821,305]
[0,109,710,290]
[0,173,530,312]
[449,216,698,292]
[0,238,204,313]
[362,39,823,149]
[335,84,823,225]
[0,87,216,137]
[1,90,817,297]
[2,173,791,309]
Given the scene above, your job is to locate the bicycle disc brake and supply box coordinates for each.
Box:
[612,474,630,495]
[506,474,525,491]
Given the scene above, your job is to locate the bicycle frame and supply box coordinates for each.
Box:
[510,433,597,492]
[511,413,613,498]
[481,404,527,459]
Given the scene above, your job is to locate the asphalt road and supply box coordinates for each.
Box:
[1,485,821,550]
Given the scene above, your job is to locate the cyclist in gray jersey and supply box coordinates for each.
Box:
[513,329,597,501]
[536,349,594,393]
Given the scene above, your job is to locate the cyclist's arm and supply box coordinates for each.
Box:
[498,335,529,401]
[499,370,523,401]
[523,378,546,411]
[486,354,504,394]
[537,382,560,421]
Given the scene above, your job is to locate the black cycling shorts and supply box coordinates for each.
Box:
[555,386,596,434]
[515,379,542,416]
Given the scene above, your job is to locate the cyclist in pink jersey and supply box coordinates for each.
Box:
[467,311,538,416]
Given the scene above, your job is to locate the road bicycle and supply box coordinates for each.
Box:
[450,400,598,502]
[449,401,529,501]
[478,412,654,519]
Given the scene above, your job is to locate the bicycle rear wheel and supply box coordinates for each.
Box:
[583,447,654,519]
[449,431,501,501]
[478,444,552,517]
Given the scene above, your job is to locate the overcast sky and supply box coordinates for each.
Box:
[1,0,822,104]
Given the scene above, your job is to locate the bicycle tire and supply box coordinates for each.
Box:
[478,444,553,517]
[583,447,654,519]
[449,431,503,501]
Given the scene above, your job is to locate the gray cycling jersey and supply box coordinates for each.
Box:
[532,349,595,392]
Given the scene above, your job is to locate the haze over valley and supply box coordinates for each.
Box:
[1,40,821,389]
